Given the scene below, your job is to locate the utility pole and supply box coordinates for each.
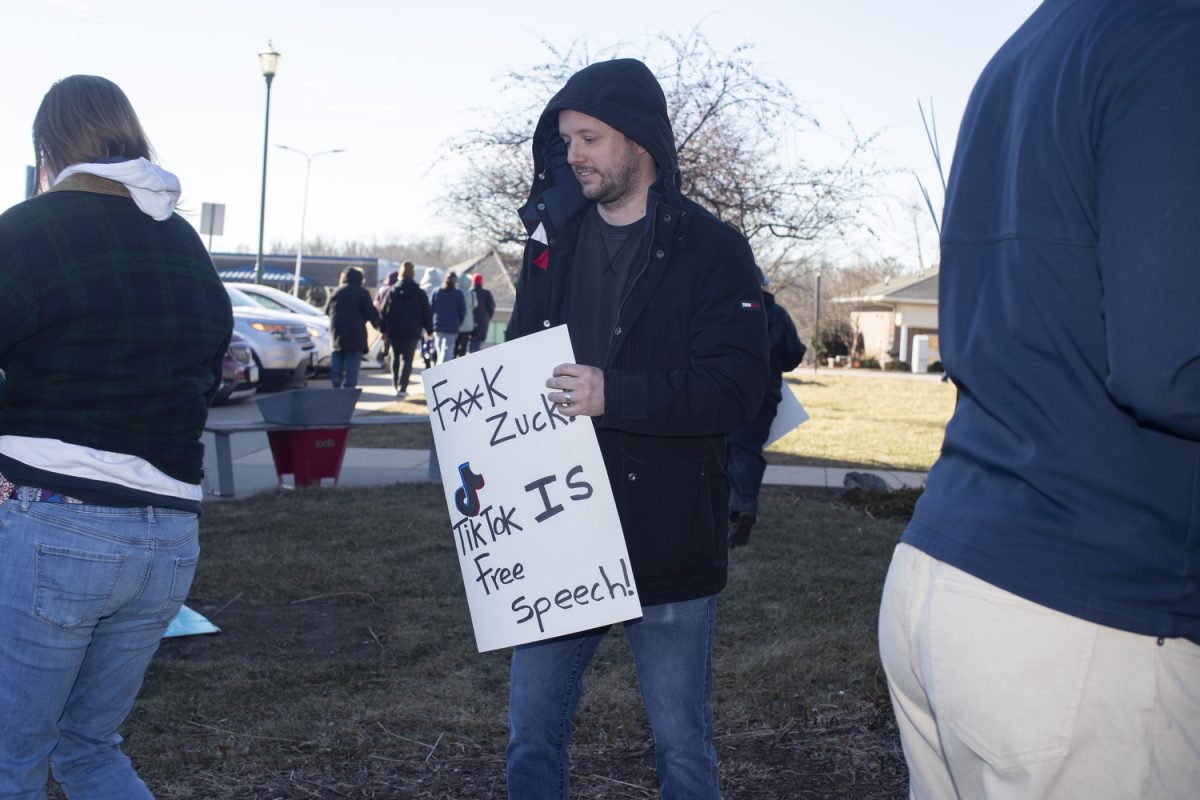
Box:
[813,269,822,372]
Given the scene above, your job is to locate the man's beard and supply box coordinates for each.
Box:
[578,145,642,205]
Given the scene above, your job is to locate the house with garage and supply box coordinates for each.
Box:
[834,267,940,368]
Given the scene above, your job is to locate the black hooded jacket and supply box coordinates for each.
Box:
[506,58,769,606]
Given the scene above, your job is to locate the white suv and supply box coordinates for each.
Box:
[224,285,315,390]
[226,283,333,373]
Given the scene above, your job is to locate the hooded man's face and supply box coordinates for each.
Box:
[558,109,650,208]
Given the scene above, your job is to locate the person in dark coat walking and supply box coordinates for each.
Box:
[468,273,496,353]
[380,261,432,398]
[430,271,465,363]
[324,266,380,389]
[374,268,400,365]
[504,58,768,800]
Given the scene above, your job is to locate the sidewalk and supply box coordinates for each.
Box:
[202,364,927,501]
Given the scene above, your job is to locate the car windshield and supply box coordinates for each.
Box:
[248,294,292,313]
[233,284,325,317]
[225,285,264,309]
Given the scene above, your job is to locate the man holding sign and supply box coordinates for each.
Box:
[505,58,768,799]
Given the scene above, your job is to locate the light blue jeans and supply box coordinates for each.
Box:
[0,490,199,799]
[433,332,457,363]
[329,350,362,389]
[506,595,720,800]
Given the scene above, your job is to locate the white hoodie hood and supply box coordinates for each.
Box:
[54,157,181,221]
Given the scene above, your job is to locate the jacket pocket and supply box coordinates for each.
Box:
[617,448,721,577]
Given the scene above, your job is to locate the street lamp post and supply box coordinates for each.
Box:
[275,145,347,296]
[253,41,281,286]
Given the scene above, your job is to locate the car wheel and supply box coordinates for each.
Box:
[251,350,278,393]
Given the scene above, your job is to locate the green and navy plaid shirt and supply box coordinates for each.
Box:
[0,186,232,499]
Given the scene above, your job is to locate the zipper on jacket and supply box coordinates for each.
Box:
[607,206,662,365]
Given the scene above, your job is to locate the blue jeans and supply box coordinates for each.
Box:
[433,332,457,363]
[507,595,719,800]
[329,350,361,388]
[0,491,199,799]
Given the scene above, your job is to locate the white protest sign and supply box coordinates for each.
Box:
[423,325,642,652]
[765,381,810,447]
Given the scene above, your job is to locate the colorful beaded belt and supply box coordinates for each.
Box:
[0,471,86,505]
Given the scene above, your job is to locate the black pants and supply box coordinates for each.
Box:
[390,337,419,391]
[454,331,473,358]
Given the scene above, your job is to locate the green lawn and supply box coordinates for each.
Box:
[777,374,955,471]
[351,372,957,473]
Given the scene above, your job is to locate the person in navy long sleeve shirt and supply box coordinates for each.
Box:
[878,2,1200,797]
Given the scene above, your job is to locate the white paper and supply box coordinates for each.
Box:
[765,381,810,447]
[423,325,642,652]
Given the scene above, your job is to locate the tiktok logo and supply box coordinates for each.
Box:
[454,462,487,517]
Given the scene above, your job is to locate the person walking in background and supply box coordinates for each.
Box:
[430,271,465,363]
[878,2,1200,798]
[375,268,398,308]
[0,74,233,798]
[504,58,768,800]
[374,268,400,366]
[726,273,805,548]
[469,273,496,353]
[453,271,477,358]
[418,267,443,368]
[379,260,432,398]
[324,266,380,389]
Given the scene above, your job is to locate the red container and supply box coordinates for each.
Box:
[266,427,350,488]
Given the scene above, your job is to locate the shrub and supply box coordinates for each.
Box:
[855,357,881,369]
[927,360,944,373]
[883,359,910,372]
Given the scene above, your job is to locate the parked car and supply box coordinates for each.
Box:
[211,332,259,405]
[226,282,333,373]
[225,285,315,390]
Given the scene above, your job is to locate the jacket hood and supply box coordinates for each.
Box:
[523,59,680,232]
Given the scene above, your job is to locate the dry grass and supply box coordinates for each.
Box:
[97,483,909,799]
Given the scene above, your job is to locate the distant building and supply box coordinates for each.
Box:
[209,252,394,290]
[834,268,939,364]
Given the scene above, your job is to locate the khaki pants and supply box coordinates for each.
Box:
[879,543,1200,799]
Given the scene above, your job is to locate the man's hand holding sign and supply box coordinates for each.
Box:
[547,362,604,417]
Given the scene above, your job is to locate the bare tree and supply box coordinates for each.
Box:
[270,234,476,266]
[441,28,882,258]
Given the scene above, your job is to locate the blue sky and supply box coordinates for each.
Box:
[0,0,1039,267]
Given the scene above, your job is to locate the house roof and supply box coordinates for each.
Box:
[835,267,939,305]
[442,249,518,311]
